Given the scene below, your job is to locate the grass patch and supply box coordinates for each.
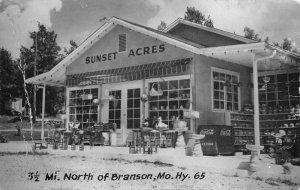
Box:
[102,158,173,167]
[0,151,49,156]
[0,130,48,141]
[102,157,132,163]
[134,159,173,167]
[265,177,299,186]
[265,178,280,186]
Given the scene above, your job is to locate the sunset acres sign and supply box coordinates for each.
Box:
[85,44,165,64]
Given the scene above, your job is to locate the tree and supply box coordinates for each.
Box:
[184,7,214,28]
[157,21,167,31]
[243,26,261,42]
[63,40,78,56]
[0,48,14,114]
[282,38,292,51]
[204,16,214,28]
[20,23,63,118]
[0,48,24,115]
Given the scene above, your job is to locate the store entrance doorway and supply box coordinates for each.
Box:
[101,81,143,145]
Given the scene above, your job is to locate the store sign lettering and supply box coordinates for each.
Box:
[85,44,166,64]
[128,44,165,57]
[220,128,231,136]
[86,52,118,64]
[200,129,214,135]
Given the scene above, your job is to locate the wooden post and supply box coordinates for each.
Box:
[41,83,46,140]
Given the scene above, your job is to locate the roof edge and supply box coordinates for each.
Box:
[164,18,256,44]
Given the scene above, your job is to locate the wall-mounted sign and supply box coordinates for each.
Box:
[85,44,166,64]
[86,52,118,64]
[128,44,165,57]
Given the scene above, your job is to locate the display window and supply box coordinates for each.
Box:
[147,75,191,129]
[258,72,300,108]
[108,90,121,129]
[67,86,99,130]
[212,67,239,112]
[126,88,141,129]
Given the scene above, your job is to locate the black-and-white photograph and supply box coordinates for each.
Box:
[1,0,300,189]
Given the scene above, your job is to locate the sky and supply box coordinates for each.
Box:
[1,0,300,58]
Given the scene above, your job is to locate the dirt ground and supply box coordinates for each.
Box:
[0,152,298,190]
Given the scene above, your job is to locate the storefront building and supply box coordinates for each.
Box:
[26,17,300,148]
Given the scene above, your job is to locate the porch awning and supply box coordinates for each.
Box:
[197,43,300,72]
[66,58,192,87]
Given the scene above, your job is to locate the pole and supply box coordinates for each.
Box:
[41,83,46,140]
[252,50,276,150]
[252,56,260,148]
[33,30,38,122]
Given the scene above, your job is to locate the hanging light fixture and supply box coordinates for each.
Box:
[263,76,270,83]
[101,89,114,100]
[149,82,163,96]
[259,76,270,91]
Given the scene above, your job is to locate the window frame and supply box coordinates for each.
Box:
[211,67,240,112]
[145,75,191,128]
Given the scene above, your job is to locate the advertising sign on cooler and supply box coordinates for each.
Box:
[198,125,234,155]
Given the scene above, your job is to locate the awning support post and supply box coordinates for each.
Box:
[248,50,276,172]
[252,50,276,148]
[41,83,46,140]
[252,56,260,148]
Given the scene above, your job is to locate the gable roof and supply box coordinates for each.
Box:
[25,17,210,86]
[164,18,256,44]
[25,17,300,86]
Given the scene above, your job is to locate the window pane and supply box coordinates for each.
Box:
[159,81,168,90]
[214,91,219,99]
[226,75,231,82]
[220,73,225,81]
[127,119,133,129]
[127,99,133,108]
[128,109,133,118]
[214,82,219,90]
[220,82,224,90]
[277,74,287,82]
[115,110,121,119]
[179,79,190,89]
[232,75,238,83]
[227,102,232,110]
[134,99,140,108]
[227,86,232,92]
[109,110,114,119]
[214,101,220,109]
[220,92,224,100]
[233,85,238,93]
[234,103,239,111]
[134,109,140,118]
[220,101,224,109]
[227,93,232,101]
[169,80,178,89]
[114,100,121,109]
[134,88,140,98]
[115,120,120,129]
[234,94,238,102]
[109,101,114,109]
[128,89,133,98]
[213,72,219,80]
[134,119,140,129]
